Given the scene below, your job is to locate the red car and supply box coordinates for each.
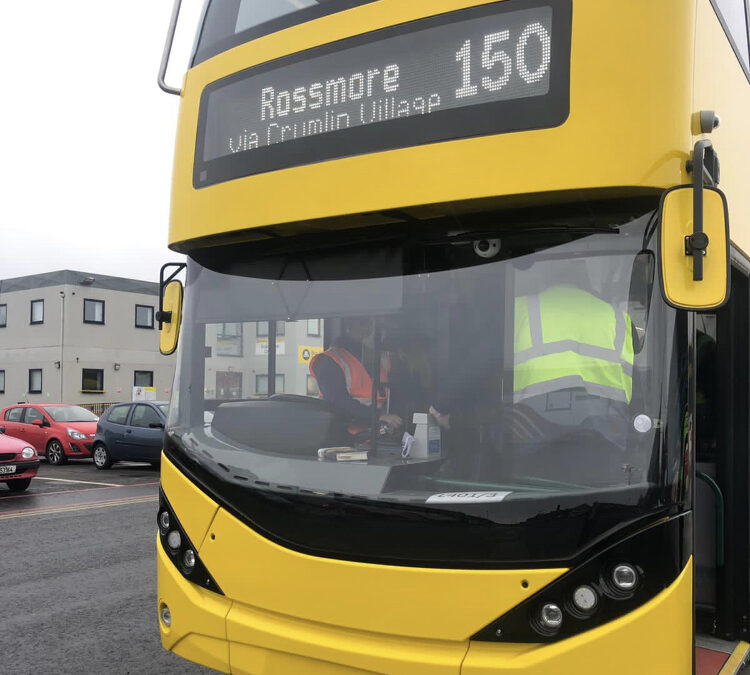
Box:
[0,426,39,491]
[0,404,99,465]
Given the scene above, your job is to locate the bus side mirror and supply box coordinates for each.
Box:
[159,279,184,355]
[659,185,729,310]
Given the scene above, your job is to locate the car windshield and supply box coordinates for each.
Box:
[167,204,688,565]
[43,406,98,423]
[194,0,377,64]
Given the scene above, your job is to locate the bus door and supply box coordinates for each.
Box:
[694,264,750,647]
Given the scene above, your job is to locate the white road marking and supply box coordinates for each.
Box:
[35,477,122,488]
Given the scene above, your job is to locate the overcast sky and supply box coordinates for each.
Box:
[0,1,205,283]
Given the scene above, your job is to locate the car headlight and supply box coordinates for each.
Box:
[22,447,35,459]
[67,428,87,440]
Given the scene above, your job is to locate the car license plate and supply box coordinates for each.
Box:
[0,465,16,475]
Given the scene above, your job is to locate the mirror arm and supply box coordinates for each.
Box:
[685,139,717,282]
[158,262,186,329]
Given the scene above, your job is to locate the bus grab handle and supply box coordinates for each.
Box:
[158,0,183,95]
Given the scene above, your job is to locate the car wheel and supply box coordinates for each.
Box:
[7,478,32,492]
[92,444,113,470]
[46,439,67,465]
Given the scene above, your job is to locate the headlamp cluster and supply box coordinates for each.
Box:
[157,490,222,595]
[473,516,685,643]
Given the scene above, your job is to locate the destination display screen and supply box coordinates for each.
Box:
[194,0,571,187]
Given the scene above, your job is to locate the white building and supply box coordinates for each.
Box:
[0,270,175,412]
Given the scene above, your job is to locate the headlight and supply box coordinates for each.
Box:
[611,564,639,592]
[22,447,35,459]
[67,428,87,440]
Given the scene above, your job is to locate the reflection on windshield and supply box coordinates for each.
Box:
[43,406,98,422]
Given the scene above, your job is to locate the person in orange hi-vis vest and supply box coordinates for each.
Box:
[309,317,403,437]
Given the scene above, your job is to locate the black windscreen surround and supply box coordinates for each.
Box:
[167,206,690,568]
[194,0,571,187]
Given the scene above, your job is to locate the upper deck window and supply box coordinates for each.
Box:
[711,0,750,78]
[193,0,379,66]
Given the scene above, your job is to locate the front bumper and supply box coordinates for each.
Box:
[0,459,40,481]
[158,541,693,675]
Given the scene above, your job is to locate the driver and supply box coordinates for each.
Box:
[511,280,635,450]
[309,317,403,437]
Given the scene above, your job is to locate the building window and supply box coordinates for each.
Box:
[28,369,42,394]
[0,370,4,394]
[0,304,6,327]
[81,368,104,392]
[30,300,44,324]
[256,320,285,337]
[306,318,320,336]
[135,304,154,329]
[83,298,105,324]
[256,374,285,395]
[134,370,154,387]
[216,322,243,356]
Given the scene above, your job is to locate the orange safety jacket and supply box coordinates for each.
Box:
[310,346,390,435]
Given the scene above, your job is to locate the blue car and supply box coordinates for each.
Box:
[92,401,169,470]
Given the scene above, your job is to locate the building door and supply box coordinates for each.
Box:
[216,371,242,399]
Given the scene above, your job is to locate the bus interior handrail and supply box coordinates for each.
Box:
[697,470,725,567]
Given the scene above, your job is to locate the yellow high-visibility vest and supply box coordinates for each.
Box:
[514,286,634,404]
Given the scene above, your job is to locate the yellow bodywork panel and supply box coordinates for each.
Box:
[199,506,565,643]
[168,0,695,249]
[161,455,218,552]
[157,471,693,675]
[226,601,468,675]
[693,0,750,257]
[660,186,729,309]
[460,558,693,674]
[157,540,232,673]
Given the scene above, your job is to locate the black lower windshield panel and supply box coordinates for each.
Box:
[167,200,689,567]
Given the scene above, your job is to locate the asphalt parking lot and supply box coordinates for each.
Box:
[0,459,219,675]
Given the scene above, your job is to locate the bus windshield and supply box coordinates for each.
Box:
[167,206,687,566]
[194,0,377,65]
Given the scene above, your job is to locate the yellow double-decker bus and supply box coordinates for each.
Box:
[155,1,750,673]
